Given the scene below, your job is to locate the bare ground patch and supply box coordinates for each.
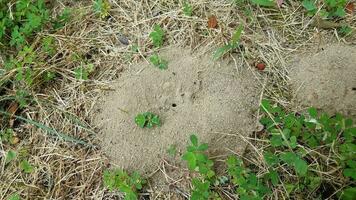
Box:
[93,47,262,173]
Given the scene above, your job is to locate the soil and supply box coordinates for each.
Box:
[93,47,262,173]
[290,43,356,119]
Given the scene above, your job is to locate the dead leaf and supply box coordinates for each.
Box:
[7,102,18,127]
[208,15,218,29]
[346,2,354,14]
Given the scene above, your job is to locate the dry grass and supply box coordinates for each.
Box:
[0,0,355,199]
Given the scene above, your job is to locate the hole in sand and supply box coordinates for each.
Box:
[172,103,177,107]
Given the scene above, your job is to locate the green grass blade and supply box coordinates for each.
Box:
[0,110,93,147]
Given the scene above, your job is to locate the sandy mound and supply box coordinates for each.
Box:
[93,47,261,172]
[290,44,356,118]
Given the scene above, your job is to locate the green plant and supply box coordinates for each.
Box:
[227,156,270,200]
[20,160,34,173]
[259,99,356,198]
[213,24,244,60]
[8,193,20,200]
[74,63,94,80]
[0,129,14,143]
[149,25,164,48]
[93,0,111,19]
[339,25,353,37]
[5,150,17,164]
[103,169,145,200]
[42,36,56,56]
[183,1,193,16]
[149,54,168,70]
[182,135,215,179]
[182,135,215,199]
[302,0,348,18]
[0,0,50,48]
[134,112,161,128]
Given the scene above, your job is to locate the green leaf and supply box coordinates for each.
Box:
[341,187,356,200]
[231,24,244,45]
[20,160,34,173]
[213,44,232,60]
[308,107,317,118]
[343,168,356,180]
[5,150,16,164]
[151,115,161,126]
[183,1,193,16]
[197,143,209,151]
[251,0,275,7]
[294,158,308,176]
[135,114,146,128]
[182,151,196,170]
[302,0,317,12]
[8,193,20,200]
[280,152,297,165]
[190,134,198,146]
[263,152,279,166]
[290,136,297,149]
[334,6,346,17]
[267,170,279,186]
[270,135,283,147]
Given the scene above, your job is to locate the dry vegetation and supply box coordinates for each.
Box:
[0,0,355,199]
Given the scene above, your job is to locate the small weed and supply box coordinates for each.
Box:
[0,129,14,143]
[182,135,215,178]
[227,156,270,199]
[213,24,244,60]
[5,150,17,164]
[149,25,164,48]
[93,0,111,19]
[74,63,94,80]
[103,169,145,200]
[42,36,56,56]
[135,112,161,128]
[20,160,34,173]
[149,54,168,70]
[183,1,193,16]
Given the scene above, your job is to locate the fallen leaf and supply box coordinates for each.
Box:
[346,2,354,14]
[256,62,266,71]
[7,102,18,127]
[11,136,20,145]
[208,15,218,29]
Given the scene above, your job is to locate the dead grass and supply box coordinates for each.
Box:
[0,0,355,199]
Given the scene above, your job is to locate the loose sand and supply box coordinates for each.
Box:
[290,44,356,119]
[93,47,262,173]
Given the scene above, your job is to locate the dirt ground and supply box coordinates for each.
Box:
[93,47,262,173]
[290,44,356,118]
[1,1,355,199]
